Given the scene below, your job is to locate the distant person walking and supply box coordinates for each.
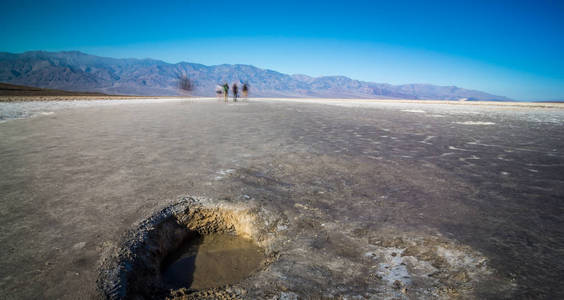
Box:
[222,83,229,102]
[232,83,239,102]
[242,82,249,100]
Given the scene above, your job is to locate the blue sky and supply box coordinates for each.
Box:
[1,0,563,100]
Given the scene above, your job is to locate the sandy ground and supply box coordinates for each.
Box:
[0,98,563,299]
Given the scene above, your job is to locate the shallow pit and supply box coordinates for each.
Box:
[97,198,267,299]
[161,233,264,291]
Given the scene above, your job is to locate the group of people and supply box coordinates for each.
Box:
[216,82,249,102]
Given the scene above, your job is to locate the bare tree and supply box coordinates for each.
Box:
[178,74,194,93]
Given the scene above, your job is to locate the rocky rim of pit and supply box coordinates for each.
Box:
[97,197,276,300]
[96,195,514,299]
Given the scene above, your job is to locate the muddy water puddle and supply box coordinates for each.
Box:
[161,233,264,290]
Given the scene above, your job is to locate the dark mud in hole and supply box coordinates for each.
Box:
[97,198,271,299]
[161,233,264,290]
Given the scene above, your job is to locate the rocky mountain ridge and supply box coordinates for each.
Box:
[0,51,510,100]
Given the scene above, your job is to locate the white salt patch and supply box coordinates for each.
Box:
[448,146,471,151]
[72,242,86,250]
[214,169,235,180]
[373,248,411,286]
[279,292,299,300]
[401,109,426,113]
[436,246,476,268]
[0,97,206,122]
[420,136,435,144]
[455,121,496,125]
[402,255,438,277]
[496,155,514,161]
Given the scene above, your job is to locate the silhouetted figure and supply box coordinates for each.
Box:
[242,83,249,99]
[222,83,229,102]
[232,83,238,102]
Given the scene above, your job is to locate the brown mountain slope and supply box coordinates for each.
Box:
[0,82,108,96]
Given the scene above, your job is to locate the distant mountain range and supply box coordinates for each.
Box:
[0,51,511,100]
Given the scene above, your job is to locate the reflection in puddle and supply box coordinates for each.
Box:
[161,233,264,290]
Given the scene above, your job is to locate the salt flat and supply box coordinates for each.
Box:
[0,98,563,299]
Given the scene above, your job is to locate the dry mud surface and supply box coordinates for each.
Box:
[1,98,563,299]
